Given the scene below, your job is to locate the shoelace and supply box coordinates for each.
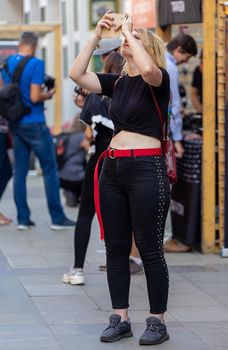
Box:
[106,319,119,330]
[148,323,159,332]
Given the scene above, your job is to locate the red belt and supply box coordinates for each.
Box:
[94,147,162,240]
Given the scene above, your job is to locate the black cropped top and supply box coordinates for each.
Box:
[96,68,170,140]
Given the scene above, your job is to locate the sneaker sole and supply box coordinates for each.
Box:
[50,225,75,231]
[139,333,169,345]
[100,330,133,342]
[62,276,71,284]
[17,226,31,231]
[70,277,84,285]
[62,276,84,285]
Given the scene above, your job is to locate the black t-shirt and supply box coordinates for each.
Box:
[192,66,202,103]
[96,68,170,140]
[79,93,113,150]
[80,93,111,126]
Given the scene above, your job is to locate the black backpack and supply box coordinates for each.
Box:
[0,56,32,123]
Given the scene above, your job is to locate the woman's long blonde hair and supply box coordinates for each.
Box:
[122,29,166,74]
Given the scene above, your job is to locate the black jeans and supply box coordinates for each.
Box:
[99,155,170,314]
[73,138,111,268]
[73,152,99,268]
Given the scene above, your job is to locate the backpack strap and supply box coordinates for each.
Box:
[1,56,12,77]
[11,56,32,83]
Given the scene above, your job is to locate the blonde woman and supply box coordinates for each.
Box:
[70,12,170,345]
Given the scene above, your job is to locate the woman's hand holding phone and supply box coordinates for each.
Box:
[94,11,132,38]
[115,13,133,37]
[94,11,115,39]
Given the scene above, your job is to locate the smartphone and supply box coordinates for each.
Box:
[101,13,125,38]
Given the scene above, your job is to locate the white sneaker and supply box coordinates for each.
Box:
[62,267,84,285]
[17,220,35,231]
[17,224,30,231]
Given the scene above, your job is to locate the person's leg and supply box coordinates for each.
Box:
[11,129,31,224]
[127,156,170,318]
[29,124,65,224]
[73,153,99,268]
[72,180,83,201]
[99,157,133,342]
[127,156,170,345]
[0,134,13,224]
[99,157,132,319]
[0,133,12,199]
[130,236,140,257]
[63,152,104,285]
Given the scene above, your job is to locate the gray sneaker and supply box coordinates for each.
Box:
[100,314,133,342]
[139,317,169,345]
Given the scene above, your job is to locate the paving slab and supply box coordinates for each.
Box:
[23,284,88,297]
[184,321,228,347]
[0,177,228,349]
[0,313,44,326]
[168,305,228,322]
[0,325,61,350]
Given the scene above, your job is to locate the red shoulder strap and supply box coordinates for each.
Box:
[148,85,168,140]
[113,75,123,91]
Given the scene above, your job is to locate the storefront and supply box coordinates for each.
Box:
[151,0,226,254]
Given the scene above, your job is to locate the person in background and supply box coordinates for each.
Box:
[63,46,124,286]
[58,116,90,207]
[0,116,13,225]
[0,32,75,230]
[164,33,197,253]
[93,37,121,61]
[191,50,203,114]
[69,11,171,345]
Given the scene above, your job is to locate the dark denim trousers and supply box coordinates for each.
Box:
[10,123,65,224]
[99,155,170,314]
[0,132,12,199]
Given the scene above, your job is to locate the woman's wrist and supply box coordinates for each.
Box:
[89,33,101,52]
[92,31,102,42]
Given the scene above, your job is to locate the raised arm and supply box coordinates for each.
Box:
[119,15,162,87]
[69,12,115,93]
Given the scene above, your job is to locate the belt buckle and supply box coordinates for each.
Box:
[109,148,115,159]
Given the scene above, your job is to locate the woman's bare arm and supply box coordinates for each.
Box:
[69,35,101,93]
[69,12,115,93]
[120,16,162,87]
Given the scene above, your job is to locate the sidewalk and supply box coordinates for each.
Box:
[0,176,228,350]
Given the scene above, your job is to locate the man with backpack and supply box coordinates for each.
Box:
[0,32,75,230]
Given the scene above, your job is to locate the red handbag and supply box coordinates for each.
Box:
[149,86,177,184]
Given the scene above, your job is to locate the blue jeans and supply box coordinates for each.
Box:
[0,132,12,199]
[10,123,65,224]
